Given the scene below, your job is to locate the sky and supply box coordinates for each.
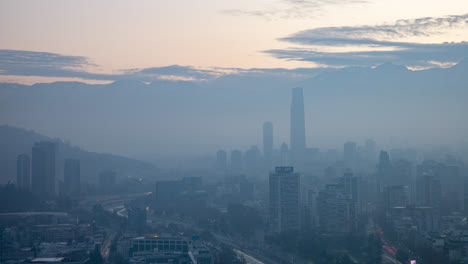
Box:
[0,0,467,161]
[1,0,468,84]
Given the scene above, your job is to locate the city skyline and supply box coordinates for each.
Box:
[1,1,468,264]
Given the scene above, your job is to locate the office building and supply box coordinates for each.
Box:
[318,173,361,233]
[32,141,56,196]
[377,151,392,191]
[290,87,306,165]
[384,185,409,211]
[269,166,301,233]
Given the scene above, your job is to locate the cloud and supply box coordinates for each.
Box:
[265,13,468,67]
[222,0,369,19]
[0,49,328,83]
[124,65,223,81]
[0,49,118,80]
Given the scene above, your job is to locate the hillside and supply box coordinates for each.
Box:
[0,125,159,184]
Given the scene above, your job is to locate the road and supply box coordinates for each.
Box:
[82,193,274,264]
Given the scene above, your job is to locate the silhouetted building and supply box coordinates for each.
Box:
[64,159,80,196]
[263,122,273,170]
[377,150,392,191]
[416,161,442,210]
[318,185,358,233]
[230,150,242,174]
[215,150,227,172]
[344,141,357,169]
[422,174,442,209]
[435,163,462,213]
[290,87,306,165]
[318,172,361,233]
[340,172,361,214]
[128,207,147,233]
[16,154,30,190]
[384,185,409,211]
[99,170,116,193]
[32,141,56,197]
[269,167,301,233]
[393,159,412,187]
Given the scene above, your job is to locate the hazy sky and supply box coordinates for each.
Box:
[1,0,468,84]
[0,0,467,160]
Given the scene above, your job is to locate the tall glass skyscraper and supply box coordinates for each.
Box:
[32,141,56,197]
[290,87,306,164]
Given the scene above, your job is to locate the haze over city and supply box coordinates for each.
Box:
[1,1,468,264]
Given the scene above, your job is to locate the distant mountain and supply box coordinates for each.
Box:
[0,61,467,157]
[0,125,159,184]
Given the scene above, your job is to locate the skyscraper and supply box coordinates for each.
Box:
[64,159,80,196]
[16,154,30,190]
[318,173,361,233]
[32,141,56,197]
[377,151,392,191]
[230,150,242,174]
[216,150,227,171]
[269,166,301,233]
[263,122,273,170]
[290,87,306,164]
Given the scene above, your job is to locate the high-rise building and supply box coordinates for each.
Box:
[32,141,56,197]
[392,159,412,187]
[416,160,443,210]
[230,150,242,174]
[16,154,30,190]
[269,166,301,233]
[64,159,80,196]
[377,151,393,191]
[343,141,357,169]
[215,150,227,171]
[384,185,409,211]
[290,87,306,165]
[263,122,273,170]
[340,172,361,214]
[318,172,361,233]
